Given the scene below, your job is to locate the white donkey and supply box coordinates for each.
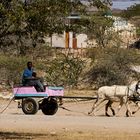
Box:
[88,81,140,117]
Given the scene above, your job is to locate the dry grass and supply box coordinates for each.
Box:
[64,89,96,96]
[1,131,140,140]
[54,132,140,140]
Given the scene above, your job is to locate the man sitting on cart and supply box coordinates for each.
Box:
[22,61,45,92]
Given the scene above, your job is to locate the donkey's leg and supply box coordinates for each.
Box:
[105,100,111,117]
[110,102,115,116]
[124,96,133,117]
[88,98,105,116]
[132,102,140,115]
[105,100,115,116]
[125,101,132,117]
[93,99,106,115]
[88,97,99,115]
[115,99,124,116]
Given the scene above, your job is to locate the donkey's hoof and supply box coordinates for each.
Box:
[88,112,92,115]
[126,110,132,117]
[88,112,95,116]
[105,113,110,117]
[132,111,135,115]
[112,111,115,116]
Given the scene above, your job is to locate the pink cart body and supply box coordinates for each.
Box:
[13,86,64,98]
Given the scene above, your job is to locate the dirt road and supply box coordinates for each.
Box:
[0,99,140,139]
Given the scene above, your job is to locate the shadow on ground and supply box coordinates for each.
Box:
[0,132,46,139]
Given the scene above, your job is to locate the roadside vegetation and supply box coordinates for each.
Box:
[0,0,140,90]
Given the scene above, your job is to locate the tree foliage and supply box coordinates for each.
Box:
[122,4,140,20]
[0,0,27,54]
[0,0,115,55]
[0,0,85,55]
[78,0,116,48]
[121,4,140,38]
[89,0,112,10]
[83,15,115,48]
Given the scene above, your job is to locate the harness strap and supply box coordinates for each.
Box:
[135,81,140,93]
[114,85,117,96]
[114,86,129,97]
[128,81,140,101]
[126,86,129,96]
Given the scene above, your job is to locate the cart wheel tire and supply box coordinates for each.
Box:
[41,98,58,115]
[22,98,39,115]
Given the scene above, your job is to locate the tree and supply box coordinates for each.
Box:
[121,4,140,37]
[0,0,85,55]
[122,4,140,20]
[75,0,117,48]
[88,0,112,12]
[0,0,27,55]
[26,0,85,47]
[0,0,115,55]
[82,15,116,48]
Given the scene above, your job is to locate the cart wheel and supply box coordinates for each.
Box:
[41,98,58,115]
[22,98,39,115]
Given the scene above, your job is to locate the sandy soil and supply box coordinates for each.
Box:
[0,98,140,139]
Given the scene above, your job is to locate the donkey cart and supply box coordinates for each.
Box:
[13,86,64,115]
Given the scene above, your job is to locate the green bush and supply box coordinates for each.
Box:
[45,53,85,87]
[0,52,85,89]
[0,55,29,86]
[86,47,140,88]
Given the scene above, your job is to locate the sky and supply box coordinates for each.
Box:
[112,0,140,9]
